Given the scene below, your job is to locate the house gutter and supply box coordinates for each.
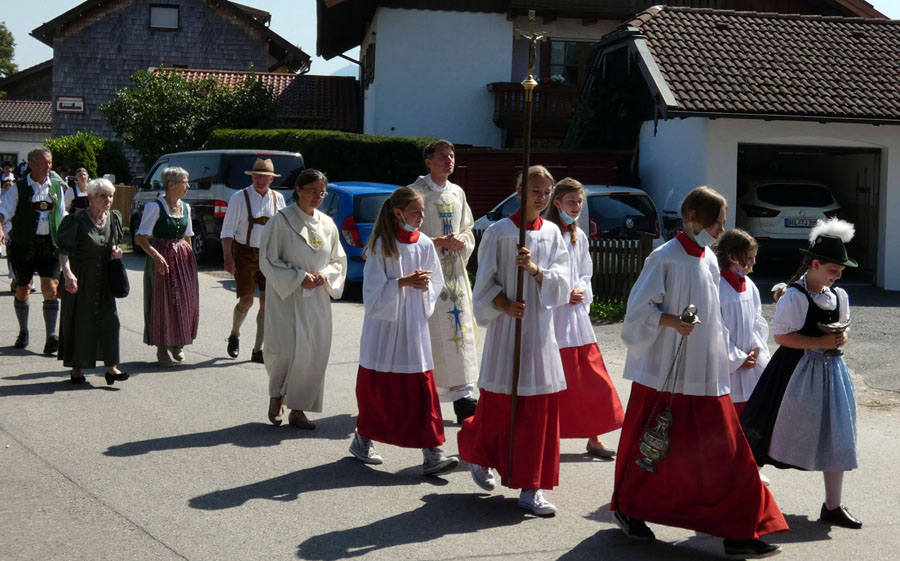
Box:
[666,110,900,127]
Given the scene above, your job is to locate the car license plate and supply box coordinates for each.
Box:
[786,217,817,228]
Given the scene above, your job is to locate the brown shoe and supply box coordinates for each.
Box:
[586,441,617,458]
[288,410,315,430]
[157,347,174,367]
[268,397,283,426]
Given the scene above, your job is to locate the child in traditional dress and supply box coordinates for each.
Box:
[613,186,787,560]
[458,165,571,516]
[349,187,459,476]
[740,218,861,529]
[544,178,624,457]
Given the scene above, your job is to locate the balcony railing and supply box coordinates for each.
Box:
[488,81,580,148]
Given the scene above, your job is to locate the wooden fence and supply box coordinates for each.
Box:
[587,235,654,303]
[111,184,137,228]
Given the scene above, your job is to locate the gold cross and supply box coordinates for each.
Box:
[514,9,546,92]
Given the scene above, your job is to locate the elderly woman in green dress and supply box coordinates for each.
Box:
[57,178,129,385]
[135,166,200,367]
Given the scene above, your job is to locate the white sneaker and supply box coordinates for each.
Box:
[518,489,557,516]
[422,447,459,475]
[760,472,771,487]
[469,463,496,491]
[349,432,383,465]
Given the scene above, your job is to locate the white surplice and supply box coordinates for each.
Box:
[719,275,771,403]
[473,217,571,396]
[259,204,347,412]
[408,175,479,388]
[552,227,596,349]
[621,237,730,397]
[360,234,444,373]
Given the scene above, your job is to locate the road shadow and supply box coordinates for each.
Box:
[105,415,357,457]
[770,513,833,544]
[558,527,724,561]
[296,492,526,561]
[2,360,146,382]
[0,376,118,396]
[189,457,452,511]
[560,452,615,464]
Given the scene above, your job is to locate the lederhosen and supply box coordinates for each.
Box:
[8,179,63,284]
[232,188,272,298]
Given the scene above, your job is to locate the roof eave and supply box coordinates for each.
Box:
[667,109,900,127]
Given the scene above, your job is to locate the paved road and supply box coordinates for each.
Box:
[2,254,899,561]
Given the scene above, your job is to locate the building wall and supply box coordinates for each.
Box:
[363,8,513,147]
[0,131,51,166]
[640,116,900,290]
[50,0,270,171]
[509,15,617,81]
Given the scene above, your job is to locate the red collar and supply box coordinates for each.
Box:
[509,210,543,231]
[396,227,420,244]
[676,230,705,258]
[722,269,746,292]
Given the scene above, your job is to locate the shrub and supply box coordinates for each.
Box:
[589,300,627,324]
[44,132,133,183]
[206,129,435,184]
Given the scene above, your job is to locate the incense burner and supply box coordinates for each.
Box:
[636,407,673,473]
[817,319,851,357]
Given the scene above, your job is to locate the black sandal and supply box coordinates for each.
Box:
[105,371,129,385]
[70,370,86,384]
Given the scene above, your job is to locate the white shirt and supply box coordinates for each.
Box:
[220,186,286,247]
[136,195,195,237]
[621,237,731,397]
[772,274,850,335]
[63,184,88,208]
[719,275,771,402]
[0,175,67,235]
[552,227,597,349]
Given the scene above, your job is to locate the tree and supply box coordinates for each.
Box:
[0,22,17,86]
[101,69,278,167]
[44,131,133,184]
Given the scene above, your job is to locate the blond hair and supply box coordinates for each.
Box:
[545,177,583,245]
[364,186,424,260]
[516,165,555,191]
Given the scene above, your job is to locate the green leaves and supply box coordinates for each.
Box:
[45,132,131,184]
[0,22,17,80]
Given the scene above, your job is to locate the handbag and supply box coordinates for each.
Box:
[107,212,130,298]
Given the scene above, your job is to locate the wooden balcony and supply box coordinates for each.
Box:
[488,81,580,148]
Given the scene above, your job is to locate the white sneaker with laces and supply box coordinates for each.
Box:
[518,489,557,516]
[760,472,771,486]
[349,432,383,465]
[469,463,496,491]
[422,447,459,475]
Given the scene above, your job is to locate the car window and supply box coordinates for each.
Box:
[756,184,834,207]
[321,192,338,216]
[588,193,658,239]
[224,154,304,189]
[353,193,391,224]
[171,154,219,189]
[144,160,169,191]
[498,195,521,217]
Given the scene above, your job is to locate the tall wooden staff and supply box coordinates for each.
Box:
[508,11,544,479]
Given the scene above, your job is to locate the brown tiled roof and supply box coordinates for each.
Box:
[609,7,900,122]
[157,68,360,132]
[0,100,52,131]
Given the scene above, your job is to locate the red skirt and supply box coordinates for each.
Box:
[457,390,560,490]
[558,344,625,438]
[355,366,444,449]
[732,400,747,418]
[611,382,788,540]
[145,238,199,347]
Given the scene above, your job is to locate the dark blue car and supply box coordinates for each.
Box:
[320,182,398,282]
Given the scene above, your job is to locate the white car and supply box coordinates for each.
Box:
[736,179,840,253]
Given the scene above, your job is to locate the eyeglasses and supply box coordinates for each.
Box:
[302,189,328,198]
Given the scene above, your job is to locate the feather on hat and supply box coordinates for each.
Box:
[800,218,857,267]
[809,218,855,244]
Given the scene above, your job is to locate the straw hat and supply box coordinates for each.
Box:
[244,158,281,177]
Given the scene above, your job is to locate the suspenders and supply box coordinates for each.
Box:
[242,188,273,246]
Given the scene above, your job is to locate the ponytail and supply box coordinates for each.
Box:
[364,186,423,260]
[774,255,813,301]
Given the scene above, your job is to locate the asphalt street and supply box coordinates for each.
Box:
[1,253,899,561]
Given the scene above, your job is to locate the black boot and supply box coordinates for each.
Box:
[453,396,477,423]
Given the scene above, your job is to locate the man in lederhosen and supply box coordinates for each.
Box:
[0,147,67,352]
[221,158,286,363]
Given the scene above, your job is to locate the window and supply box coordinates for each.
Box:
[547,41,595,86]
[223,154,304,189]
[144,160,169,191]
[587,193,659,240]
[150,5,179,30]
[353,194,391,224]
[756,184,835,207]
[171,154,219,189]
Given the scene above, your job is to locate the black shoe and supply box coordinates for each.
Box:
[251,349,264,364]
[614,509,655,542]
[723,538,781,560]
[820,503,862,529]
[70,371,86,384]
[43,335,59,355]
[226,333,240,358]
[105,371,130,386]
[14,331,28,349]
[453,396,478,423]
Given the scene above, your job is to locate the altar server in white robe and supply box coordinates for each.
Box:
[408,140,480,423]
[458,165,570,517]
[259,169,346,430]
[349,187,459,476]
[612,186,787,561]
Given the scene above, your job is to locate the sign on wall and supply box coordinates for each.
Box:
[55,96,84,113]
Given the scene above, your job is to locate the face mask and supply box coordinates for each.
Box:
[560,211,579,225]
[693,227,717,248]
[399,219,418,233]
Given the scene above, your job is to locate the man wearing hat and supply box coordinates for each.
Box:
[221,158,286,362]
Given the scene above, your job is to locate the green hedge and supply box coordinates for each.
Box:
[206,129,435,184]
[44,131,133,184]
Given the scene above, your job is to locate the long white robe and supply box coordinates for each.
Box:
[359,234,444,373]
[552,227,596,349]
[408,175,479,389]
[621,237,730,397]
[259,205,347,412]
[719,275,771,403]
[473,217,571,396]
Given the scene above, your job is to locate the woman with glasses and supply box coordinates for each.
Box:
[135,167,200,367]
[259,169,347,429]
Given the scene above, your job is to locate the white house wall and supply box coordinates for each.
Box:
[0,131,51,165]
[363,8,512,147]
[640,116,900,289]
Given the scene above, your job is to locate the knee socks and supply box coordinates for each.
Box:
[254,309,264,352]
[43,299,59,337]
[14,298,28,333]
[824,471,844,509]
[231,305,248,337]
